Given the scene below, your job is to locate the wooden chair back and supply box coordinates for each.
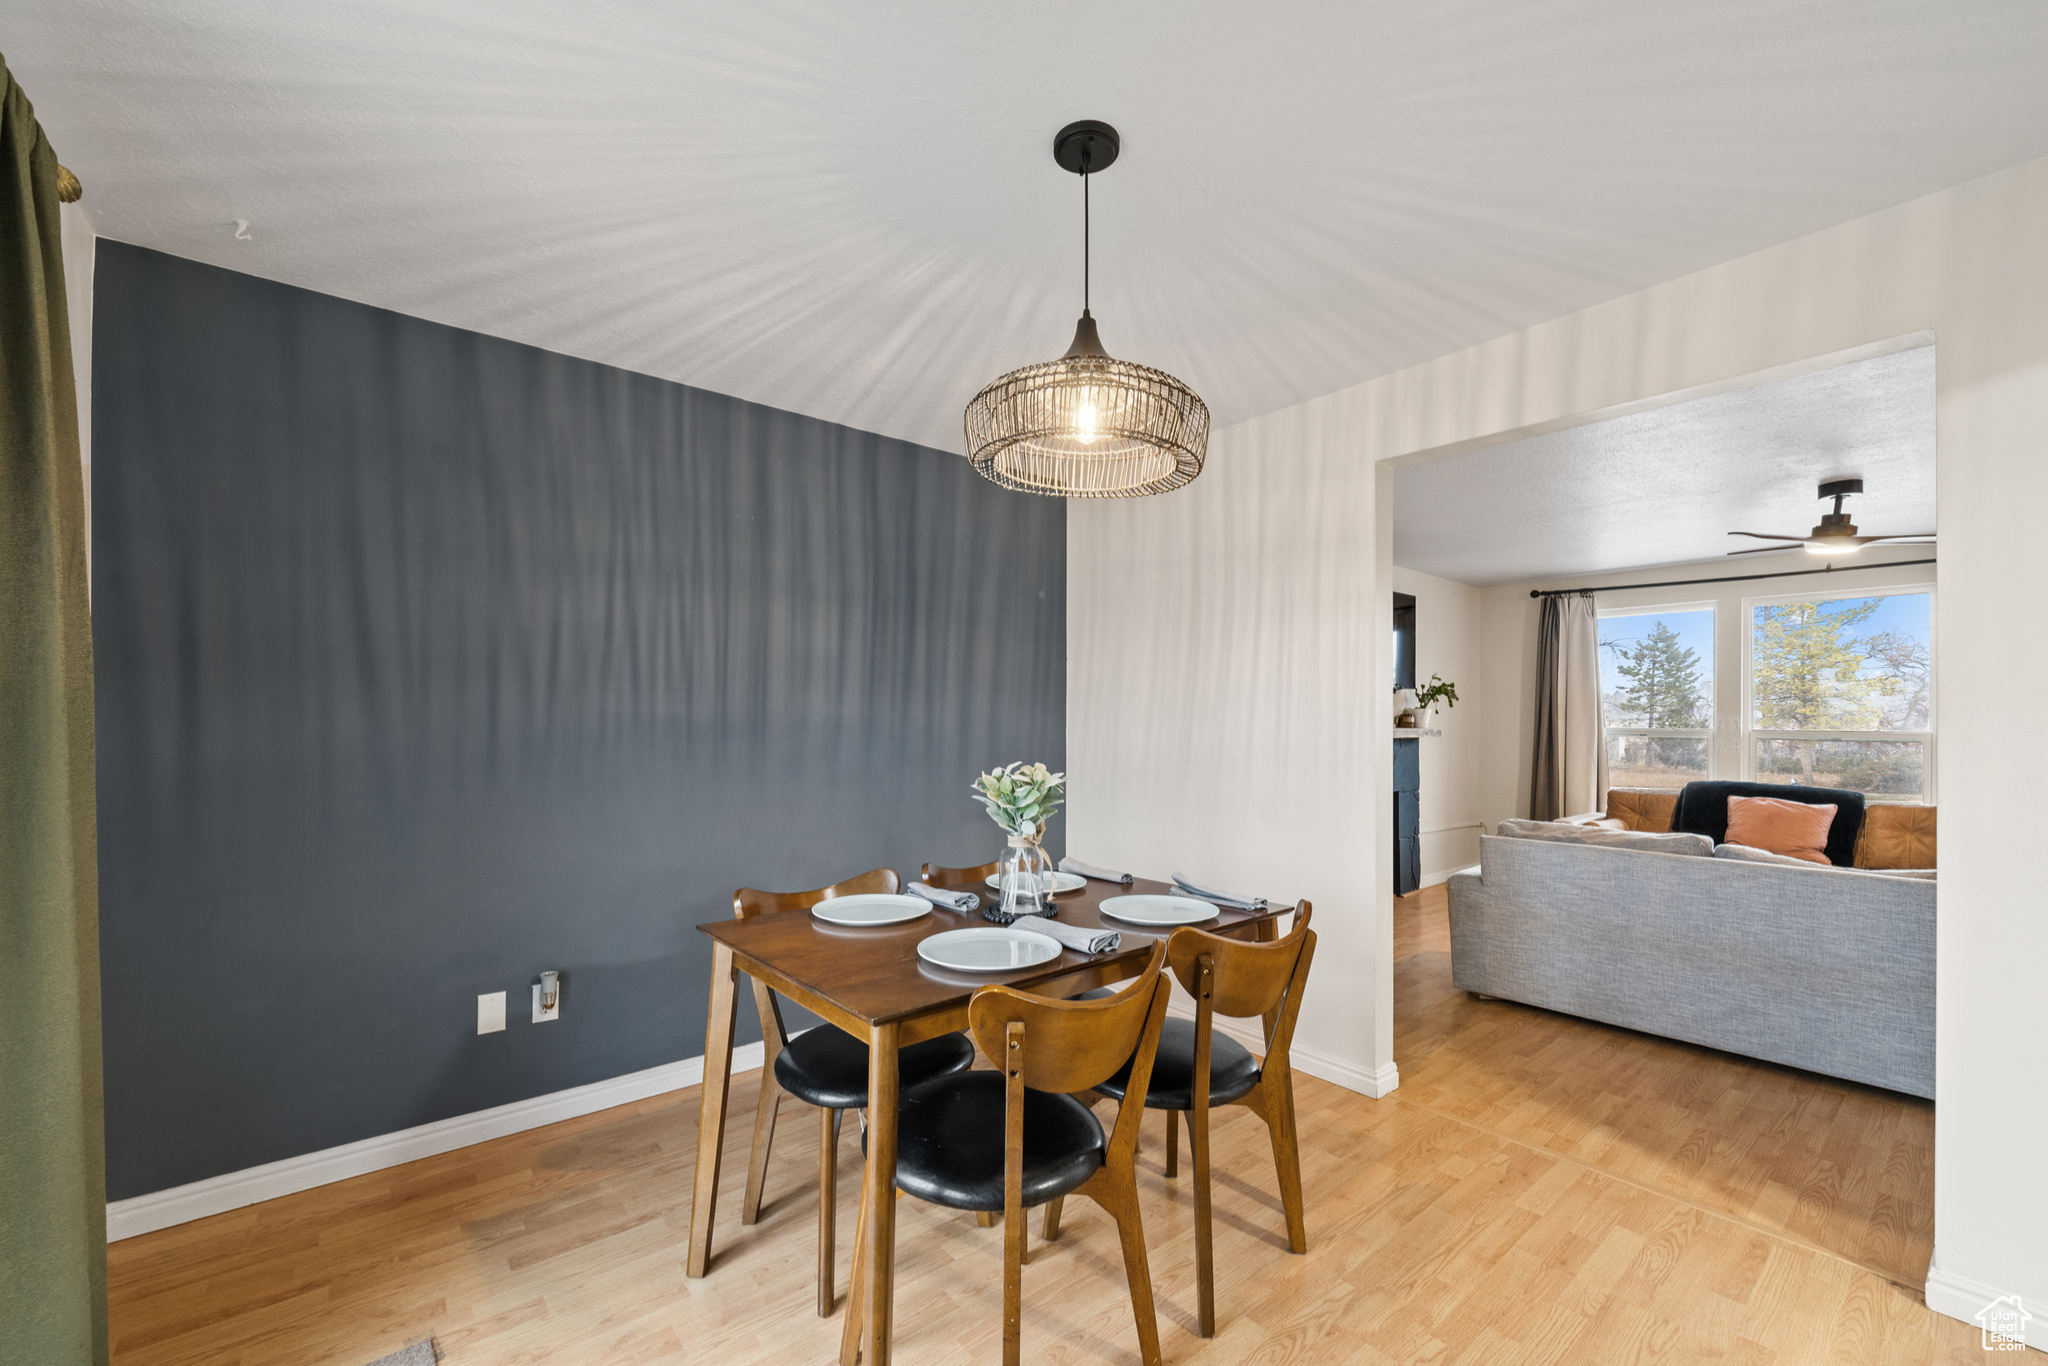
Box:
[731,868,901,1051]
[922,860,998,887]
[969,943,1171,1159]
[1163,904,1316,1339]
[968,942,1167,1095]
[1166,902,1315,1055]
[732,867,899,922]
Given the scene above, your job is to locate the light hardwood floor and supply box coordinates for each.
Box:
[109,887,2010,1364]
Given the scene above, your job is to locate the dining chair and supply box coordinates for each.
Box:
[735,868,977,1317]
[1056,902,1316,1338]
[922,858,1114,1235]
[842,942,1174,1366]
[921,858,998,886]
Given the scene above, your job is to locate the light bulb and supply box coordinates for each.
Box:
[1074,392,1099,444]
[1806,538,1857,555]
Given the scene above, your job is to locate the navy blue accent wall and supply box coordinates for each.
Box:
[91,242,1065,1199]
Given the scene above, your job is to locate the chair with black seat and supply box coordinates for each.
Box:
[841,942,1174,1366]
[735,868,977,1317]
[1058,902,1316,1338]
[922,859,1117,1231]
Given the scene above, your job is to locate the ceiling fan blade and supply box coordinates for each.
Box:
[1856,534,1937,544]
[1727,544,1799,556]
[1727,531,1804,542]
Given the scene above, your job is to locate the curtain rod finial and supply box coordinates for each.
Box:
[56,165,82,203]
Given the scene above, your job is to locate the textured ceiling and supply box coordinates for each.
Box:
[8,3,2047,453]
[1391,345,1936,586]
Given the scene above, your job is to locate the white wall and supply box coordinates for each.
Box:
[1391,566,1483,881]
[1069,150,2048,1342]
[1067,399,1396,1097]
[1476,548,1938,832]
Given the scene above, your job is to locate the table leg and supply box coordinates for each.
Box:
[839,1168,870,1366]
[742,978,786,1225]
[687,942,740,1278]
[863,1020,902,1365]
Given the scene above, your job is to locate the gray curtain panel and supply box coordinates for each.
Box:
[0,52,108,1366]
[1528,591,1607,821]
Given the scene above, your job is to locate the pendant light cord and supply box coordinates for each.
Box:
[1082,146,1091,314]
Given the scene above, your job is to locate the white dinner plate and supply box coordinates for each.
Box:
[1098,894,1220,927]
[915,926,1063,972]
[810,894,932,927]
[983,871,1088,896]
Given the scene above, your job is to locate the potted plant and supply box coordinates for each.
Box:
[1396,676,1458,728]
[1415,674,1459,717]
[971,762,1065,921]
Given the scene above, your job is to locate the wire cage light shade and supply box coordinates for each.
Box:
[964,118,1209,498]
[965,351,1209,498]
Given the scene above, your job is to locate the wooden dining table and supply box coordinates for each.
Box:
[683,870,1290,1366]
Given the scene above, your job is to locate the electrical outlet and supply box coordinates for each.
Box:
[477,991,506,1034]
[531,982,560,1023]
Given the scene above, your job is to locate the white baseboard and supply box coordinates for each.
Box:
[1422,861,1484,889]
[1165,1000,1399,1099]
[106,1041,766,1242]
[1925,1256,2047,1351]
[1296,1046,1401,1098]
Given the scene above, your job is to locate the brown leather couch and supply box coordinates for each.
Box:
[1591,786,1934,869]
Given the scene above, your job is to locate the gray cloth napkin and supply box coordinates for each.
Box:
[1022,918,1120,955]
[1059,856,1134,885]
[908,882,979,912]
[1171,873,1268,911]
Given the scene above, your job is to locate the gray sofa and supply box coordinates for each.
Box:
[1446,832,1935,1097]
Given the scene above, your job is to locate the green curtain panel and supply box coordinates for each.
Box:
[0,52,107,1366]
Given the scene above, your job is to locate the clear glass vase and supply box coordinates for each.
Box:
[990,831,1053,922]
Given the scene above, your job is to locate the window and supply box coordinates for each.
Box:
[1599,607,1714,790]
[1746,590,1932,801]
[1393,593,1416,691]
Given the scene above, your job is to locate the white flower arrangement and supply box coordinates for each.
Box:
[971,762,1066,840]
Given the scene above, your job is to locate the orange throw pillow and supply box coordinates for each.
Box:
[1725,795,1837,865]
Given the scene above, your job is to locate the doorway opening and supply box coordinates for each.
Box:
[1383,337,1939,1295]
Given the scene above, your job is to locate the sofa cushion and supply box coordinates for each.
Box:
[1856,803,1937,870]
[1725,795,1836,865]
[1496,818,1714,857]
[1714,842,1936,880]
[1673,780,1865,867]
[1606,788,1678,832]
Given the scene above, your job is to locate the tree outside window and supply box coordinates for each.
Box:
[1749,592,1932,799]
[1600,609,1714,789]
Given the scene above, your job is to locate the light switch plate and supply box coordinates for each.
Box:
[531,983,559,1023]
[477,991,506,1034]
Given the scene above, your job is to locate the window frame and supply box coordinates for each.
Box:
[1739,582,1937,805]
[1597,599,1719,788]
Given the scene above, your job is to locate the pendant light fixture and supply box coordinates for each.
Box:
[964,120,1210,498]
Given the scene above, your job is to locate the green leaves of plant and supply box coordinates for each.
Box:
[971,761,1067,836]
[1417,673,1459,712]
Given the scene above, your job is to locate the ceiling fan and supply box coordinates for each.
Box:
[1727,478,1935,557]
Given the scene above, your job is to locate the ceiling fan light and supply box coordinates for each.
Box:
[1806,538,1858,555]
